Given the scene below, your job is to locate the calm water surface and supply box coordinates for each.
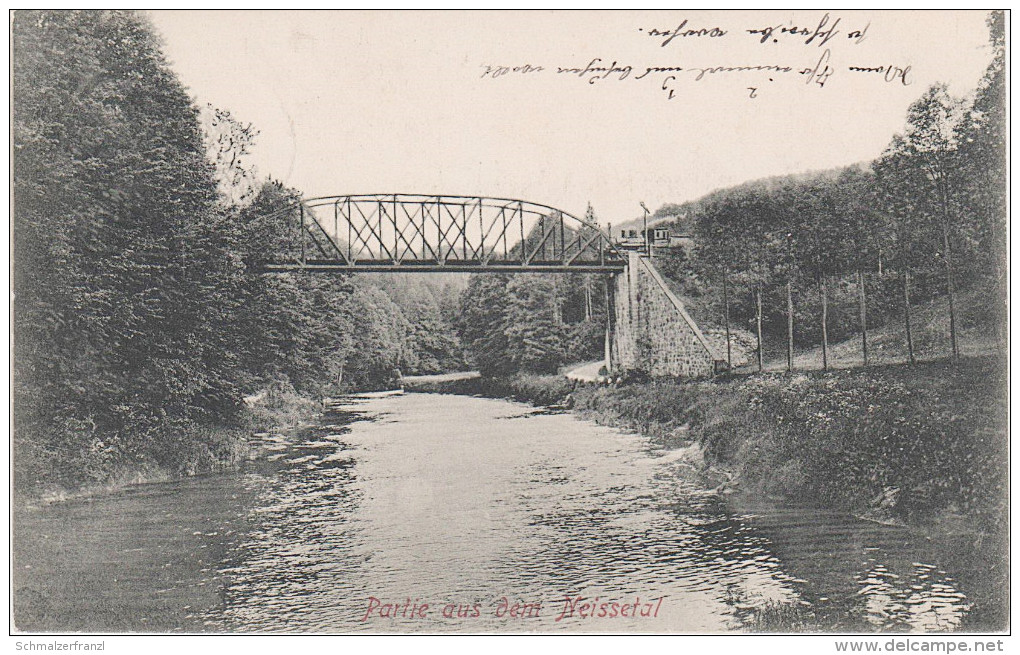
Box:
[13,393,981,633]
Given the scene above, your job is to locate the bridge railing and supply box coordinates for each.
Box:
[262,194,626,273]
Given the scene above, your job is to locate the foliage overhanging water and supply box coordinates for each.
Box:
[14,393,976,633]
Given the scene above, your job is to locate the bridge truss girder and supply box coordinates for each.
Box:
[263,194,626,274]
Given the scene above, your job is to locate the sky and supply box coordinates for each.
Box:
[147,10,996,226]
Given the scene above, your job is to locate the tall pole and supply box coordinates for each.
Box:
[941,206,959,362]
[723,269,732,370]
[755,286,764,372]
[821,276,829,371]
[559,211,566,264]
[604,276,614,374]
[904,269,915,365]
[299,203,305,266]
[858,269,869,367]
[786,280,794,372]
[640,202,651,257]
[603,221,611,267]
[786,233,794,373]
[584,275,593,320]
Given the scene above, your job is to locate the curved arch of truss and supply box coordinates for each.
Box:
[262,194,626,273]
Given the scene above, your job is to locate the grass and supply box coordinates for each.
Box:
[742,600,820,633]
[15,379,322,508]
[430,356,1007,632]
[431,354,1007,540]
[579,357,1006,533]
[732,286,1001,373]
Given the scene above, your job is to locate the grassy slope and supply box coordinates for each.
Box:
[649,253,1000,373]
[728,285,1000,372]
[439,359,1008,631]
[414,357,1007,536]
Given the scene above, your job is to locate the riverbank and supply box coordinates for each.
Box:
[406,357,1009,630]
[412,358,1007,532]
[14,384,323,509]
[21,390,979,633]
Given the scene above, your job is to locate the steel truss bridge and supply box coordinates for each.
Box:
[262,194,626,274]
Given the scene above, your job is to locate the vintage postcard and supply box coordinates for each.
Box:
[9,8,1009,647]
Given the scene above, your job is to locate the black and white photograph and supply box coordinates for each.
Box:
[9,8,1011,646]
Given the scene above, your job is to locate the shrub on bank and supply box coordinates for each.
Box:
[407,374,574,407]
[449,358,1006,536]
[14,375,322,503]
[244,377,320,432]
[736,361,1005,533]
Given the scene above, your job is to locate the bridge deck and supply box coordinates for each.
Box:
[263,259,627,274]
[261,195,627,275]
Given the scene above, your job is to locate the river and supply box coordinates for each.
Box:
[13,392,984,633]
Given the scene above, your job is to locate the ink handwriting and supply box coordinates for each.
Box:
[480,64,544,79]
[556,58,632,84]
[847,63,912,85]
[638,19,727,47]
[746,12,841,47]
[476,14,910,101]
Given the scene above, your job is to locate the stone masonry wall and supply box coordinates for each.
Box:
[612,252,718,378]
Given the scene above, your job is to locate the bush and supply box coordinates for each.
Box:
[495,358,1007,535]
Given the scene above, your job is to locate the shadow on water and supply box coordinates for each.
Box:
[732,503,1008,633]
[13,473,256,632]
[12,392,998,634]
[726,506,972,632]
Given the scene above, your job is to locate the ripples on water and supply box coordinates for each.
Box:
[206,394,969,633]
[13,393,975,633]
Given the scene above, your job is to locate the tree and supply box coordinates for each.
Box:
[385,278,464,375]
[339,286,405,390]
[789,169,878,370]
[695,185,786,371]
[831,168,881,366]
[13,10,246,483]
[873,137,940,365]
[503,276,567,373]
[768,184,803,372]
[893,84,969,361]
[201,104,261,209]
[957,11,1007,347]
[232,180,371,394]
[457,274,513,376]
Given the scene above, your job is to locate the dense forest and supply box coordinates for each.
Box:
[455,12,1006,375]
[457,271,608,376]
[455,205,610,375]
[645,12,1006,371]
[12,11,464,492]
[11,11,1006,493]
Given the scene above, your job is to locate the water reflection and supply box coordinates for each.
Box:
[205,393,970,633]
[13,392,978,633]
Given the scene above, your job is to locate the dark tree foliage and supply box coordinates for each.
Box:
[366,275,467,376]
[457,274,514,376]
[957,11,1007,340]
[457,271,607,376]
[232,181,354,395]
[12,11,467,491]
[13,10,246,485]
[504,276,567,373]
